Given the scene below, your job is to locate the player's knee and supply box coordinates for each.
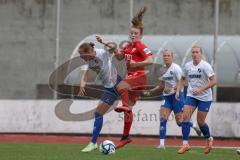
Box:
[176,118,182,126]
[182,113,189,121]
[175,113,183,121]
[160,113,168,120]
[95,108,105,116]
[95,111,103,117]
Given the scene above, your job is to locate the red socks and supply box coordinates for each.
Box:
[123,110,133,137]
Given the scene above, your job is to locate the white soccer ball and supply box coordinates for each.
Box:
[99,140,116,155]
[237,149,240,155]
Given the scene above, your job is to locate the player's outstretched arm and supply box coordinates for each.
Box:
[95,35,124,60]
[144,81,164,96]
[96,35,124,60]
[78,69,89,96]
[96,35,116,52]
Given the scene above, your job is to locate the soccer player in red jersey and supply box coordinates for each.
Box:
[96,6,153,149]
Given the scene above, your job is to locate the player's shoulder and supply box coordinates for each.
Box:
[134,41,147,48]
[95,48,106,57]
[171,63,182,75]
[201,60,211,65]
[172,63,182,70]
[201,60,212,68]
[184,61,193,68]
[135,41,152,55]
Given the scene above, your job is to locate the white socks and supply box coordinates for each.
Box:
[183,140,189,145]
[160,139,165,146]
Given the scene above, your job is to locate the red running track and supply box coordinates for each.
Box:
[0,134,239,148]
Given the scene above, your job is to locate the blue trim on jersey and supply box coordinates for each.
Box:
[162,92,184,113]
[185,96,212,112]
[100,75,121,105]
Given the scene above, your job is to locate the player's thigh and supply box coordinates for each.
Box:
[183,96,197,121]
[116,80,131,91]
[197,110,208,127]
[96,101,111,115]
[173,103,184,123]
[125,74,147,90]
[173,93,184,123]
[160,106,172,120]
[182,105,196,121]
[128,89,147,109]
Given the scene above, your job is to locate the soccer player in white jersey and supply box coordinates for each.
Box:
[144,49,201,149]
[78,41,122,152]
[176,45,216,154]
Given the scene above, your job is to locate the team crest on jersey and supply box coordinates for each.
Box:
[198,68,201,73]
[170,71,173,75]
[143,48,151,54]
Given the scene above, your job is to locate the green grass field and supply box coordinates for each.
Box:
[0,143,238,160]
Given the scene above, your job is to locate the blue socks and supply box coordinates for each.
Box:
[91,112,103,144]
[177,122,192,127]
[199,123,211,138]
[159,118,167,139]
[189,122,193,127]
[177,122,182,127]
[182,122,192,141]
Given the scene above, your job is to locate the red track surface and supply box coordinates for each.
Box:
[0,134,239,148]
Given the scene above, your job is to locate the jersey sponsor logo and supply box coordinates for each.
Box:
[189,74,202,78]
[143,48,151,54]
[161,100,166,106]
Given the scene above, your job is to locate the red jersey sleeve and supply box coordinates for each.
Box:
[134,41,153,59]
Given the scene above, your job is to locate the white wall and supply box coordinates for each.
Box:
[0,100,239,138]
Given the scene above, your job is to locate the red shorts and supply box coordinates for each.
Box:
[124,72,147,103]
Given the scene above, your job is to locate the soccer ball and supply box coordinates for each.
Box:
[99,140,116,155]
[237,149,240,155]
